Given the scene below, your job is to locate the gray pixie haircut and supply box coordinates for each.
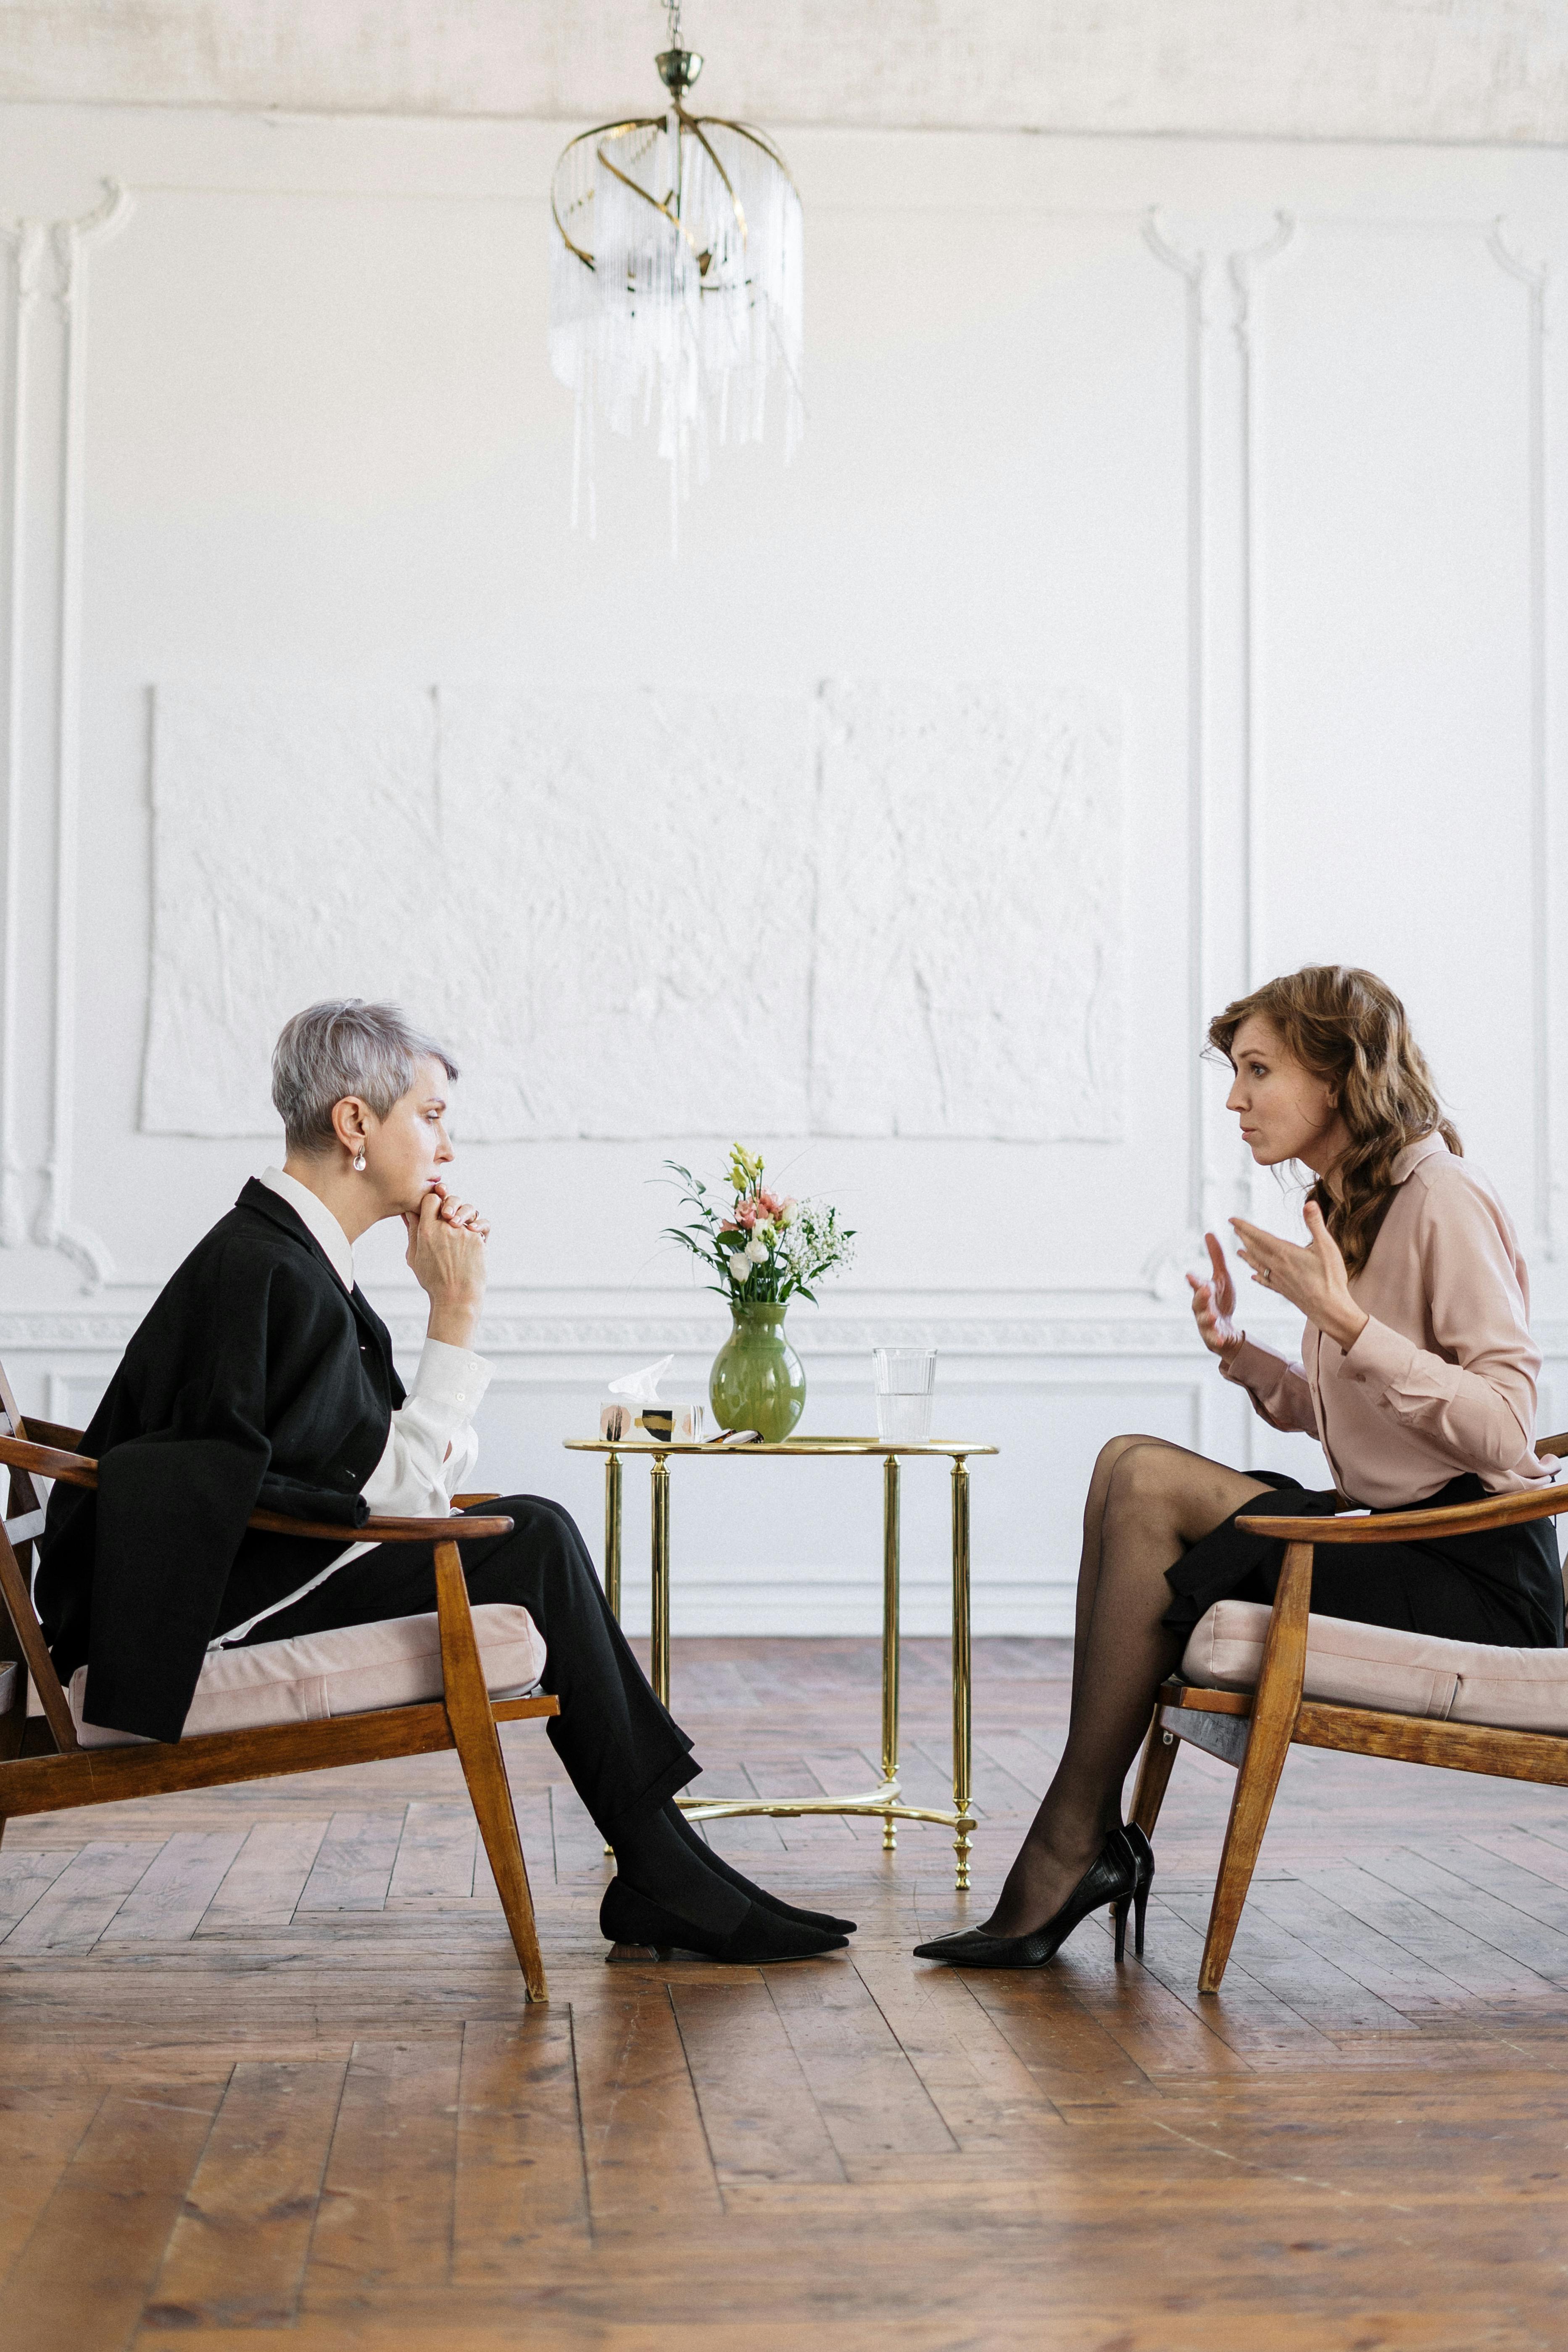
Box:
[271,999,459,1156]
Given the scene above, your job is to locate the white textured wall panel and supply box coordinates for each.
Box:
[811,684,1121,1139]
[141,681,1121,1143]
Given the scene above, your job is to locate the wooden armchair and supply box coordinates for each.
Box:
[1131,1433,1568,1995]
[0,1365,557,1999]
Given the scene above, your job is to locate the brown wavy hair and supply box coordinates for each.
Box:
[1208,965,1460,1275]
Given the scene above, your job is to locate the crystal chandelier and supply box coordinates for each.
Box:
[548,2,804,546]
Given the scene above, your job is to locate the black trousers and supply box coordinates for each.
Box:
[236,1495,698,1838]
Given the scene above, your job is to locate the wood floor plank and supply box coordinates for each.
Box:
[0,1849,76,1936]
[3,2083,224,2352]
[1044,1922,1255,2078]
[195,1817,329,1931]
[0,2086,102,2278]
[572,1980,723,2231]
[306,2036,463,2291]
[99,1832,249,1945]
[1156,1883,1416,2035]
[386,1801,477,1906]
[141,2059,345,2326]
[1247,1874,1470,2011]
[452,2012,590,2279]
[669,1978,845,2183]
[1362,1844,1568,1979]
[766,1964,957,2165]
[1306,1860,1554,1996]
[1130,1901,1342,2058]
[295,1812,407,1914]
[1,1843,159,1954]
[847,1947,1072,2151]
[1406,1830,1568,1944]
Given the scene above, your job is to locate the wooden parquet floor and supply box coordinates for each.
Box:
[7,1637,1568,2349]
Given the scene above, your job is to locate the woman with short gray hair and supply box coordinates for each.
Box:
[39,999,852,1966]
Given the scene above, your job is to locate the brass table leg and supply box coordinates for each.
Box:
[650,1451,672,1709]
[603,1452,622,1622]
[881,1453,901,1849]
[951,1454,974,1890]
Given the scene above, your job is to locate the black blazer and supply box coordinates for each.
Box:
[38,1180,404,1742]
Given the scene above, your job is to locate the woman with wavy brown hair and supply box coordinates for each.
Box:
[916,965,1560,1971]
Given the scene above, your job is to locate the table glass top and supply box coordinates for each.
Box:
[563,1435,997,1457]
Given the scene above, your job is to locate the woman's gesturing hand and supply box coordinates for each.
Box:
[1187,1231,1245,1361]
[403,1187,488,1350]
[1229,1202,1369,1353]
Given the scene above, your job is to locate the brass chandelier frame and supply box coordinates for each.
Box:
[550,39,799,288]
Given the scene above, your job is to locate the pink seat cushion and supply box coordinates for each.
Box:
[1182,1600,1568,1733]
[67,1604,547,1749]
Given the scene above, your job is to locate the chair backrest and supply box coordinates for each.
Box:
[0,1358,81,1754]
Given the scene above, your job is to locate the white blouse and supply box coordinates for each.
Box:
[210,1167,491,1646]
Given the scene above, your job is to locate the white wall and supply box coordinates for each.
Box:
[0,89,1564,1634]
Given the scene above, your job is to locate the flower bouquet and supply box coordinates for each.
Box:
[664,1146,855,1439]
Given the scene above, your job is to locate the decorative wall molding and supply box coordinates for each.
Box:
[0,179,131,1291]
[1228,211,1294,1003]
[9,1303,1568,1363]
[1486,216,1555,1262]
[0,215,43,1249]
[1141,209,1210,1286]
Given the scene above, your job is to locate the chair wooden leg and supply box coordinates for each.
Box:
[433,1540,548,2002]
[1129,1711,1180,1840]
[1198,1540,1313,1993]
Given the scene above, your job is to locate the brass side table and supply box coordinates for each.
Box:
[562,1437,998,1888]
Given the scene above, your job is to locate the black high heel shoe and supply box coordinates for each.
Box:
[1112,1821,1155,1961]
[912,1826,1139,1970]
[601,1876,849,1965]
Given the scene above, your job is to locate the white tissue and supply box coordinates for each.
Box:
[606,1355,674,1403]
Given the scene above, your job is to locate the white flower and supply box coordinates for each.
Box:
[726,1252,750,1280]
[780,1199,798,1226]
[745,1237,768,1264]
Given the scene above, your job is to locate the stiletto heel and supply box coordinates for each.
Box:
[1121,1821,1155,1960]
[1112,1896,1131,1963]
[913,1826,1140,1970]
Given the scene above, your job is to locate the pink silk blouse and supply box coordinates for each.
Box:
[1220,1134,1555,1509]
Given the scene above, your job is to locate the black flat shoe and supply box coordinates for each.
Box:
[601,1876,849,1965]
[664,1806,856,1934]
[912,1827,1139,1970]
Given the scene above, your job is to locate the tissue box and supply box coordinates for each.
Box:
[599,1402,706,1442]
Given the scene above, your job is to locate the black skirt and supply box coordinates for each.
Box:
[1163,1472,1565,1651]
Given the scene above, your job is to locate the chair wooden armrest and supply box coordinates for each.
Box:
[1237,1477,1568,1546]
[9,1418,83,1452]
[0,1433,512,1543]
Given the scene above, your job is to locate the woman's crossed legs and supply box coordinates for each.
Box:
[983,1436,1271,1939]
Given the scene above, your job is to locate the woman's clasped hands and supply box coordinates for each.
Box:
[1188,1204,1369,1358]
[403,1181,489,1351]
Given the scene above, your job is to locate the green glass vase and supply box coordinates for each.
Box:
[709,1301,806,1442]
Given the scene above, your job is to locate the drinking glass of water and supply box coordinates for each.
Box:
[873,1347,937,1443]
